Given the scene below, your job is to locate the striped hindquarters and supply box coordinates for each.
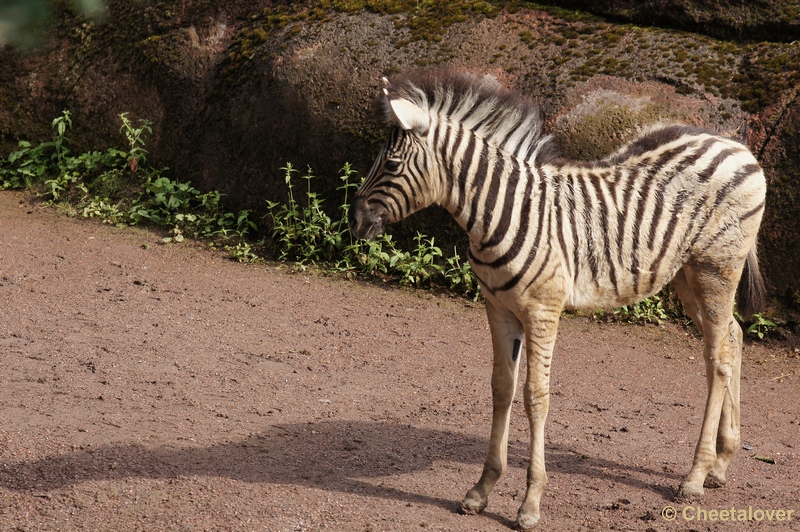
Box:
[550,125,765,309]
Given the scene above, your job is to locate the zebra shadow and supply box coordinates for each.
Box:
[0,420,676,524]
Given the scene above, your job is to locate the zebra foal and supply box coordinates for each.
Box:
[349,69,766,529]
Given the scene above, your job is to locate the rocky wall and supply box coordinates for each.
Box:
[1,0,798,302]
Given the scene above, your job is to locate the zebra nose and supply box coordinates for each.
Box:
[349,197,385,240]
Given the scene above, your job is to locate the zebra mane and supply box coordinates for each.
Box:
[378,69,556,163]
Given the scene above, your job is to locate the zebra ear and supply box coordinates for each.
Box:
[388,97,430,135]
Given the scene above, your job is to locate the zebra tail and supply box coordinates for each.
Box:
[736,244,766,321]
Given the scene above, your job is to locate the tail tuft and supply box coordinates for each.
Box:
[737,245,766,320]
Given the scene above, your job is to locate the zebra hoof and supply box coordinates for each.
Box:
[516,509,541,530]
[676,481,704,501]
[458,491,487,515]
[704,471,727,488]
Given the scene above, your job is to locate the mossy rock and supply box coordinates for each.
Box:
[534,0,800,41]
[549,76,747,161]
[1,0,800,303]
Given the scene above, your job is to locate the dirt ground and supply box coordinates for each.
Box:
[0,190,798,531]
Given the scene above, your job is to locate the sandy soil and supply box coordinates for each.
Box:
[1,190,798,531]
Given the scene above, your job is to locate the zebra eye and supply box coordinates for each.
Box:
[385,159,402,172]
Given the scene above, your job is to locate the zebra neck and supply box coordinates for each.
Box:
[441,141,544,254]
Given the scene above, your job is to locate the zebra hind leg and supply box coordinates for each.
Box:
[705,317,742,489]
[671,268,704,335]
[675,263,743,500]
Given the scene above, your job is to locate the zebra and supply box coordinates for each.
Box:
[349,69,766,529]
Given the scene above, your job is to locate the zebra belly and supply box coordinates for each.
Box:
[564,258,684,311]
[565,281,661,311]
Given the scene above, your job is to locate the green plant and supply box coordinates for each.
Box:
[612,294,670,324]
[80,197,124,223]
[264,162,481,295]
[388,232,445,287]
[118,112,152,174]
[445,248,481,301]
[265,163,352,263]
[1,110,132,202]
[340,234,393,275]
[594,292,681,325]
[127,175,257,241]
[130,175,200,223]
[0,110,75,191]
[1,139,50,189]
[228,241,260,263]
[743,313,777,340]
[1,110,258,248]
[51,110,72,165]
[3,111,483,299]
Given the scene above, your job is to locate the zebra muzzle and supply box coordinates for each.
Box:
[349,197,386,240]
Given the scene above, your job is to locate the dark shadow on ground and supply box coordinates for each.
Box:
[0,419,678,526]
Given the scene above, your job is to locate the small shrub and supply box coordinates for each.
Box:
[388,233,444,287]
[264,163,480,295]
[740,312,777,340]
[445,248,481,301]
[613,294,670,325]
[265,163,350,263]
[1,110,257,245]
[4,112,477,301]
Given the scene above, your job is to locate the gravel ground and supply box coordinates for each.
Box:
[1,191,798,531]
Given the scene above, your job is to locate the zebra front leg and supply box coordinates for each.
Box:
[516,306,560,530]
[460,299,523,515]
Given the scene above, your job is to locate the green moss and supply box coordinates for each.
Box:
[561,28,579,39]
[525,2,604,23]
[138,33,184,68]
[220,1,798,124]
[227,0,506,60]
[520,9,799,114]
[601,57,618,70]
[601,30,624,44]
[397,1,501,44]
[727,43,800,111]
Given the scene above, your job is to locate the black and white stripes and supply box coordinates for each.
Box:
[349,69,767,528]
[350,70,766,316]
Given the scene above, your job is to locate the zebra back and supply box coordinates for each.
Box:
[538,125,766,310]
